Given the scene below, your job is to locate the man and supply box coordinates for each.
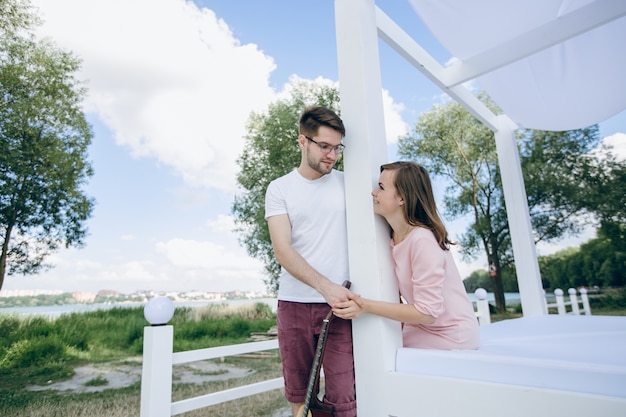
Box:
[265,106,358,417]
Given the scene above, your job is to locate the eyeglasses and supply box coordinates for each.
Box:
[305,136,346,155]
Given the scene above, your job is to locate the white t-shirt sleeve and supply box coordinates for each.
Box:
[265,179,287,219]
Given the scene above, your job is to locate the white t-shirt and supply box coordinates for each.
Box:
[265,169,350,302]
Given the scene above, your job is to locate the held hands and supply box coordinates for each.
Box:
[332,298,366,320]
[319,280,363,311]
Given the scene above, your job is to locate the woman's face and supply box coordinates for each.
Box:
[371,169,403,218]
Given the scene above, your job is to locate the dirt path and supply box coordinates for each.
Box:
[27,357,253,393]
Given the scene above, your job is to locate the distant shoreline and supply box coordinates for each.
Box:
[0,297,279,318]
[0,293,525,318]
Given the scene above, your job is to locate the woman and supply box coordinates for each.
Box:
[333,161,479,350]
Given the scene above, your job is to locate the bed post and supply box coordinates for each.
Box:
[494,115,545,317]
[335,0,402,415]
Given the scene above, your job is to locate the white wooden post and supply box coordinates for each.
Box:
[569,288,581,315]
[542,289,549,314]
[493,116,545,317]
[475,288,491,326]
[335,0,402,415]
[140,325,174,417]
[554,289,566,315]
[580,287,592,315]
[141,296,175,417]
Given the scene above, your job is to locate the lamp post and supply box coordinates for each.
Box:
[140,296,175,417]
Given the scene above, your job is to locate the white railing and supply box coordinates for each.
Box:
[475,287,592,325]
[140,286,593,415]
[139,297,282,417]
[544,287,592,316]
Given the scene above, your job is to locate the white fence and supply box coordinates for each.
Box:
[545,287,592,316]
[139,297,282,417]
[475,287,592,325]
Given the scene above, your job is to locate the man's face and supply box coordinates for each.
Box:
[301,125,343,178]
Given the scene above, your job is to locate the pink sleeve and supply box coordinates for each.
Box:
[409,233,445,318]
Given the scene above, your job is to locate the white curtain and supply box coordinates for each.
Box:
[409,0,626,131]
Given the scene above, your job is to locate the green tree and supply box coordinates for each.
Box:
[521,126,625,241]
[538,225,625,291]
[232,80,341,292]
[462,269,490,293]
[0,0,94,291]
[398,93,623,313]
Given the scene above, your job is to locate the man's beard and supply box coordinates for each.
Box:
[306,153,334,176]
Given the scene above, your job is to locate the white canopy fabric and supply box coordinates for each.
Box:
[409,0,626,131]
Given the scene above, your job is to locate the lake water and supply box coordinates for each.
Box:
[0,298,279,319]
[0,293,521,319]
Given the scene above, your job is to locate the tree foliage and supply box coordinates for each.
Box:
[0,0,94,290]
[462,266,519,294]
[539,224,626,291]
[232,80,341,292]
[398,93,625,312]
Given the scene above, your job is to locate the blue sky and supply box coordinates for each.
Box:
[5,0,625,294]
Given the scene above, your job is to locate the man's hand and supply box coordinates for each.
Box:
[318,280,363,309]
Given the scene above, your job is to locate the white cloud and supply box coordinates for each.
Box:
[382,89,409,144]
[602,132,626,161]
[33,0,277,192]
[156,237,263,272]
[206,214,237,234]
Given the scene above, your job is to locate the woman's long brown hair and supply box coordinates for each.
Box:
[381,161,454,250]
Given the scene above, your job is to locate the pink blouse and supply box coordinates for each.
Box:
[392,227,479,350]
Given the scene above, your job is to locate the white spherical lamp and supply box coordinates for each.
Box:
[144,296,175,325]
[474,288,488,300]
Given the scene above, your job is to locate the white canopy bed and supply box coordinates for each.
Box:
[334,1,626,415]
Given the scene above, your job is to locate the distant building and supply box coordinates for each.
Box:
[72,291,97,303]
[96,289,120,298]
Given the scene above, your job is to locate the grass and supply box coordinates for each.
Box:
[84,374,109,387]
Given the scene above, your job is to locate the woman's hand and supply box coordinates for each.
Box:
[332,299,366,320]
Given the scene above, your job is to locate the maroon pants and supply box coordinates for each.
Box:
[277,301,357,417]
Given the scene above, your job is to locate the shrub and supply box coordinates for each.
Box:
[0,315,20,350]
[0,336,68,370]
[589,288,626,310]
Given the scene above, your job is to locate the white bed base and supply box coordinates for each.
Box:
[379,315,626,417]
[382,371,626,417]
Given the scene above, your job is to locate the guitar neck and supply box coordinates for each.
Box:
[301,317,330,415]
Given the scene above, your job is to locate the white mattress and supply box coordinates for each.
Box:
[395,315,626,398]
